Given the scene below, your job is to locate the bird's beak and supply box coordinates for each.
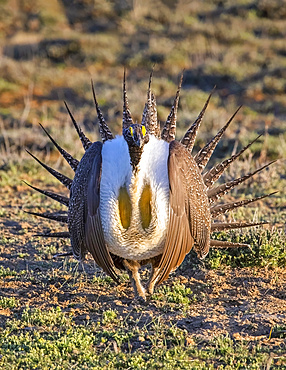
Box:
[134,133,143,148]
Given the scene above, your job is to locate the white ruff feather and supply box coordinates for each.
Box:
[100,135,170,260]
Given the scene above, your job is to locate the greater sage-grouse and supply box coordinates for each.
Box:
[26,72,275,300]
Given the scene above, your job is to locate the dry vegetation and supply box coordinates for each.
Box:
[0,0,285,368]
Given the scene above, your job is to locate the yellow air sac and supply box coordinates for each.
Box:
[139,184,152,230]
[118,186,132,229]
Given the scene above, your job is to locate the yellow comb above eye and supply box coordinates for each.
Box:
[142,125,146,136]
[129,126,133,136]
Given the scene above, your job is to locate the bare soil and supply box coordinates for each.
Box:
[0,184,285,355]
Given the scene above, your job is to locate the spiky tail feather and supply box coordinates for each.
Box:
[181,88,214,152]
[35,231,70,238]
[24,181,69,207]
[208,160,277,204]
[161,72,184,143]
[195,106,241,171]
[142,69,160,137]
[210,192,277,218]
[26,150,72,189]
[39,123,79,171]
[64,101,92,150]
[122,69,134,129]
[25,210,68,223]
[91,80,114,143]
[211,221,268,232]
[210,240,250,248]
[203,134,263,188]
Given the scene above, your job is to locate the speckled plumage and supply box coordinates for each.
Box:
[27,72,275,300]
[141,70,160,138]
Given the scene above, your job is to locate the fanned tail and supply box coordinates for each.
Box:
[91,80,114,142]
[195,106,241,171]
[39,123,79,171]
[181,89,214,152]
[26,150,73,189]
[64,101,92,150]
[161,72,184,143]
[210,192,277,218]
[208,160,276,204]
[203,134,263,188]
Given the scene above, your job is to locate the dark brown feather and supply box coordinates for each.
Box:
[203,134,263,188]
[91,80,114,142]
[64,101,92,150]
[195,106,241,171]
[210,240,249,248]
[68,142,119,282]
[25,210,68,223]
[122,69,134,129]
[142,70,160,137]
[211,221,268,232]
[211,192,277,218]
[36,231,70,238]
[24,181,69,206]
[161,72,183,143]
[180,89,214,152]
[39,123,79,171]
[208,160,276,203]
[26,150,73,189]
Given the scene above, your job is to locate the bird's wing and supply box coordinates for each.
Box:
[155,140,211,285]
[69,142,119,282]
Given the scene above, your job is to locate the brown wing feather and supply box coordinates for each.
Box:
[155,141,211,285]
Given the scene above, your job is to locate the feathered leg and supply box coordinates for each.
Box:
[146,256,161,295]
[123,259,146,301]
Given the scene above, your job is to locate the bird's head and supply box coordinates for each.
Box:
[123,123,149,148]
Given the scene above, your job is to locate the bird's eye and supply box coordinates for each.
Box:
[142,125,146,137]
[129,126,133,136]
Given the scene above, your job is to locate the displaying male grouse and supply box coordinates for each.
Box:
[26,71,275,300]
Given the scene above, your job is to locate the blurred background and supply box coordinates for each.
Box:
[0,0,285,217]
[0,4,285,364]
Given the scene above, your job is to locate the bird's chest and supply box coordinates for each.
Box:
[99,136,170,260]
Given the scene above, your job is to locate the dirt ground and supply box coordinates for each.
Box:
[0,184,285,357]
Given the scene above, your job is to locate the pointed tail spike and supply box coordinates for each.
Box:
[203,134,263,188]
[211,221,268,232]
[161,71,184,143]
[26,150,73,190]
[122,69,134,129]
[208,160,277,203]
[25,210,68,223]
[181,87,215,152]
[195,106,242,171]
[64,101,92,150]
[53,252,74,258]
[39,123,79,172]
[210,240,250,248]
[210,191,277,218]
[35,231,70,238]
[91,80,114,142]
[24,181,69,207]
[142,69,160,137]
